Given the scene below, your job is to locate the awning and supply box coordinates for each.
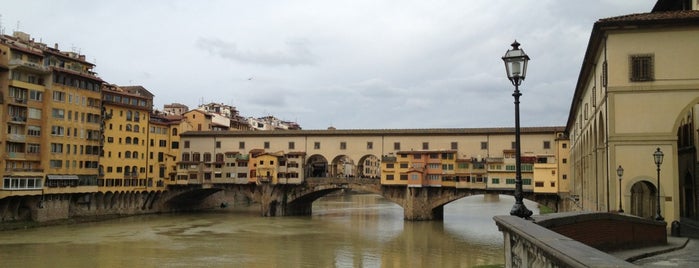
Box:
[47,175,79,180]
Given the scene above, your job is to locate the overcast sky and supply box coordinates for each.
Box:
[3,0,655,129]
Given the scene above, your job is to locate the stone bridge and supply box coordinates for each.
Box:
[166,177,561,220]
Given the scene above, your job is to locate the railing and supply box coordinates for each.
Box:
[9,59,51,72]
[494,215,635,268]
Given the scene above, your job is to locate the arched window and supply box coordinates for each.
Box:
[125,151,132,158]
[126,110,132,121]
[132,151,138,159]
[133,137,139,144]
[172,128,178,136]
[125,124,132,132]
[125,137,132,144]
[134,125,140,132]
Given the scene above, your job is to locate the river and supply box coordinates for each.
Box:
[0,193,538,268]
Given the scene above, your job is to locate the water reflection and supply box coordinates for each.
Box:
[0,193,538,267]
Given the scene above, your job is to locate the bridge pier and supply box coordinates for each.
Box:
[402,187,449,221]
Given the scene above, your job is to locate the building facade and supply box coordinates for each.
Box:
[178,127,570,199]
[565,2,699,224]
[1,31,102,199]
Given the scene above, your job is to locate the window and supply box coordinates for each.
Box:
[52,91,66,102]
[492,178,500,184]
[630,54,654,82]
[422,142,429,150]
[184,141,190,148]
[314,142,320,149]
[562,158,567,164]
[216,141,222,148]
[480,142,488,150]
[50,143,63,153]
[543,141,551,149]
[289,142,295,150]
[511,142,516,149]
[367,142,373,150]
[29,90,43,101]
[562,143,567,149]
[264,141,270,149]
[386,174,394,180]
[394,142,400,150]
[340,142,346,150]
[386,163,394,169]
[400,174,408,180]
[159,140,167,147]
[562,174,568,180]
[52,108,65,119]
[535,181,544,187]
[451,142,458,150]
[51,126,65,136]
[28,108,41,119]
[239,142,245,149]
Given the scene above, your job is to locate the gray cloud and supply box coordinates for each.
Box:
[197,37,316,66]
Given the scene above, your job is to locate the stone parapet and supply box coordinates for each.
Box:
[494,215,635,268]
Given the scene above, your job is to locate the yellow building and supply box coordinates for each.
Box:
[1,31,102,198]
[100,84,153,191]
[148,112,183,188]
[565,2,699,226]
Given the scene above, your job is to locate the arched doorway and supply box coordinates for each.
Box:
[630,181,656,219]
[677,106,697,219]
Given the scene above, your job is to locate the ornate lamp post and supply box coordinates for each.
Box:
[617,165,624,213]
[653,148,664,221]
[502,40,532,218]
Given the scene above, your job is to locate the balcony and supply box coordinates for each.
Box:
[6,152,26,159]
[6,133,26,142]
[9,59,51,73]
[8,115,27,124]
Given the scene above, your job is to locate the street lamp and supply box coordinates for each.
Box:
[502,40,532,218]
[617,165,624,213]
[653,147,664,221]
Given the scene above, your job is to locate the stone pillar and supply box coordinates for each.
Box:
[403,187,441,220]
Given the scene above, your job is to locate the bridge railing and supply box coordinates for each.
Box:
[494,215,635,267]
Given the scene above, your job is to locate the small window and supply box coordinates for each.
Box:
[264,141,270,149]
[216,141,221,148]
[630,54,654,82]
[394,142,401,150]
[367,142,373,150]
[184,141,190,148]
[340,142,346,150]
[314,142,320,149]
[543,141,551,149]
[481,142,488,150]
[562,158,568,164]
[239,142,245,149]
[289,142,295,150]
[451,142,458,150]
[422,142,429,150]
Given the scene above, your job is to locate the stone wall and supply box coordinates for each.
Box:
[494,215,635,268]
